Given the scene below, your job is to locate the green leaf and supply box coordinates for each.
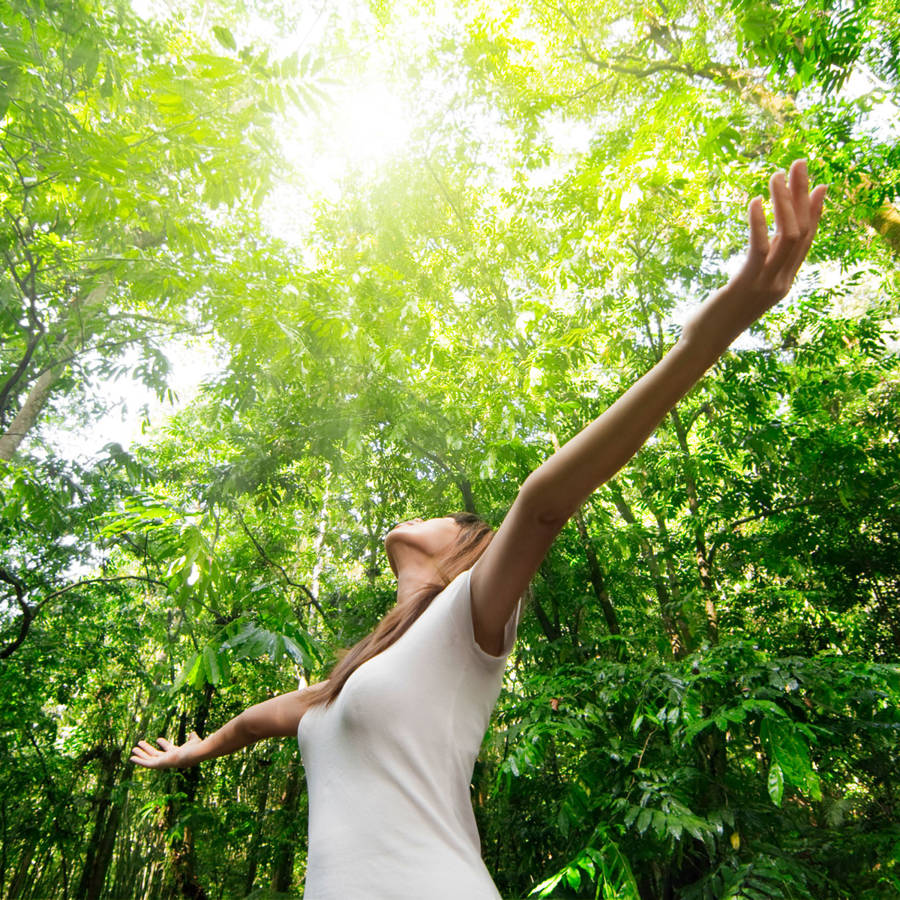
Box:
[767,761,784,807]
[636,808,653,834]
[202,645,221,685]
[212,25,237,51]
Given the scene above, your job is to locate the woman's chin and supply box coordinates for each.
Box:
[383,535,399,576]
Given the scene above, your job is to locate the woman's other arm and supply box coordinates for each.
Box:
[130,688,311,769]
[470,160,826,654]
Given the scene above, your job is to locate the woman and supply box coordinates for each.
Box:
[132,161,826,898]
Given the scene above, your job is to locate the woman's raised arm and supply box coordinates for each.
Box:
[470,160,826,655]
[130,688,311,769]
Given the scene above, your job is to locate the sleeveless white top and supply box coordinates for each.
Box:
[297,568,521,899]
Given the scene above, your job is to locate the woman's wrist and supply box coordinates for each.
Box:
[175,736,205,767]
[679,284,752,359]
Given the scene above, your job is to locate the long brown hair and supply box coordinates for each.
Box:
[304,513,493,710]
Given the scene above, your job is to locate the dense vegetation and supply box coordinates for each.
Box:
[1,0,898,897]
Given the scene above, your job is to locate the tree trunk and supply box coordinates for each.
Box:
[458,474,477,515]
[530,598,558,642]
[0,367,57,461]
[109,791,140,900]
[270,758,304,893]
[0,799,7,899]
[165,687,214,900]
[243,757,272,896]
[0,565,33,660]
[6,838,35,899]
[75,748,123,900]
[572,507,621,636]
[104,704,152,900]
[668,409,719,643]
[607,480,691,657]
[86,773,130,900]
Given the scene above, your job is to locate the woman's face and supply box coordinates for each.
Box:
[383,517,461,575]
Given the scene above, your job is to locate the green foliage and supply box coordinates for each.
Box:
[2,0,899,897]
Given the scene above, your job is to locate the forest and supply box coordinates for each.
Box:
[1,0,898,897]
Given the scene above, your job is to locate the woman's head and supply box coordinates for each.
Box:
[384,512,494,584]
[306,512,493,710]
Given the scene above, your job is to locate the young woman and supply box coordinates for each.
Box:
[132,161,827,898]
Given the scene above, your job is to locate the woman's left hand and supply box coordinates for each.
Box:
[683,159,827,349]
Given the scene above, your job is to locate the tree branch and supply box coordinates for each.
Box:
[707,497,825,566]
[37,574,170,609]
[606,478,690,657]
[235,510,333,632]
[0,566,34,659]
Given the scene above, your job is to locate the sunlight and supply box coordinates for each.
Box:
[332,81,411,169]
[289,79,412,194]
[264,79,413,244]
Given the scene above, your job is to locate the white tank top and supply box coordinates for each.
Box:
[297,567,521,899]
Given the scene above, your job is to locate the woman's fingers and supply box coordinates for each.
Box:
[135,739,161,757]
[690,158,827,344]
[767,169,801,272]
[785,185,827,279]
[788,158,811,231]
[753,161,826,286]
[130,743,156,766]
[788,182,827,271]
[810,183,827,230]
[746,195,770,271]
[130,737,177,768]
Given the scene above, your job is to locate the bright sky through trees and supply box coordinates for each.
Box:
[74,1,423,457]
[263,79,414,245]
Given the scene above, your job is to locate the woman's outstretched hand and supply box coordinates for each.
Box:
[683,159,827,349]
[129,691,310,772]
[130,732,202,770]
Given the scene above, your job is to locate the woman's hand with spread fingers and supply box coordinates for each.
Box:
[130,690,311,773]
[683,159,827,350]
[130,732,202,770]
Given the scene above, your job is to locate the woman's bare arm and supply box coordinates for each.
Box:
[130,689,311,769]
[470,160,827,654]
